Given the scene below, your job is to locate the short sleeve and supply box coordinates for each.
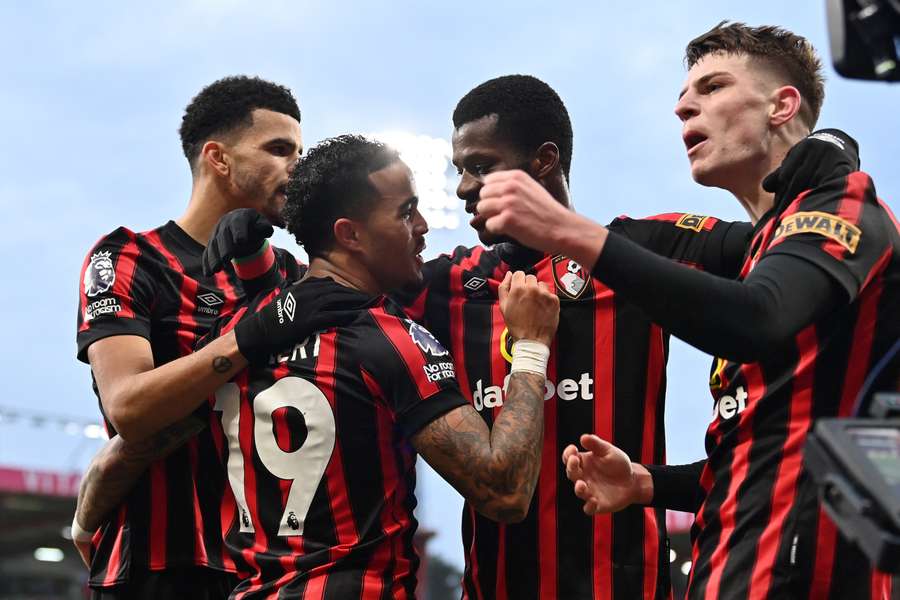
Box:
[76,227,156,362]
[361,308,467,437]
[609,213,752,278]
[761,171,890,300]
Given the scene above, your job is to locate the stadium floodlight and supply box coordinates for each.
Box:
[669,548,677,563]
[680,561,692,576]
[83,423,106,439]
[368,131,461,231]
[34,547,64,562]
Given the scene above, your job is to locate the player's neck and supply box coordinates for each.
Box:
[306,255,382,296]
[177,177,233,246]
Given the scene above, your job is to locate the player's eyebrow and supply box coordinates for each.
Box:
[263,137,299,151]
[678,71,729,99]
[398,196,419,213]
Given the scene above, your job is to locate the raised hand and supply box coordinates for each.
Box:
[202,208,275,276]
[562,434,651,515]
[498,270,560,347]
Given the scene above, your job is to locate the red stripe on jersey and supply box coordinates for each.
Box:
[188,437,210,566]
[642,324,664,598]
[592,283,615,599]
[456,245,486,272]
[702,364,763,600]
[842,274,885,417]
[809,508,838,597]
[449,267,473,399]
[379,398,415,600]
[97,233,141,324]
[145,230,198,354]
[370,310,441,399]
[100,507,127,587]
[539,350,559,600]
[321,330,359,538]
[822,175,865,260]
[149,461,168,569]
[532,259,558,600]
[747,328,816,599]
[487,301,508,600]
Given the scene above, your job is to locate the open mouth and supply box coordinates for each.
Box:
[683,131,708,156]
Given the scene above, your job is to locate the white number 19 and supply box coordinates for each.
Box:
[214,376,336,536]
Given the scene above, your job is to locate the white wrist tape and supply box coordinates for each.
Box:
[71,516,95,543]
[510,339,550,376]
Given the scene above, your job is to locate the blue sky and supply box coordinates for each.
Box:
[1,0,897,570]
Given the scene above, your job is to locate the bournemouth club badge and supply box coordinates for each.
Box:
[551,255,591,300]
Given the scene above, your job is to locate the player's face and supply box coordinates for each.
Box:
[357,161,429,293]
[226,108,303,226]
[674,53,775,193]
[452,114,530,245]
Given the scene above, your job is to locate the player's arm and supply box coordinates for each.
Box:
[70,414,207,566]
[412,271,559,523]
[562,434,705,515]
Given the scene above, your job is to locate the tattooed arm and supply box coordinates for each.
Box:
[72,414,208,566]
[413,372,547,522]
[413,271,559,523]
[88,332,246,443]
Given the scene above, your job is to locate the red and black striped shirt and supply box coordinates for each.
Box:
[208,277,468,599]
[75,220,302,587]
[687,172,900,599]
[401,214,751,600]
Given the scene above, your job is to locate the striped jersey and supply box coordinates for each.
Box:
[208,277,468,599]
[75,220,303,587]
[687,172,900,599]
[401,213,752,600]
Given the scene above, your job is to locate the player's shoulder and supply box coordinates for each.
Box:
[359,300,448,360]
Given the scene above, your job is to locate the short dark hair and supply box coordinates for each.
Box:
[685,21,825,129]
[453,74,573,180]
[282,135,401,259]
[179,75,301,170]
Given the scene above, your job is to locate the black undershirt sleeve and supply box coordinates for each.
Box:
[643,460,706,513]
[591,232,846,363]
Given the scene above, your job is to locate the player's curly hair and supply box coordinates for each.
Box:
[453,74,573,181]
[685,21,825,129]
[282,135,400,259]
[179,75,301,171]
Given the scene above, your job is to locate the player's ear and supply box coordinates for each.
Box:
[333,218,364,252]
[769,85,802,128]
[531,142,560,180]
[200,140,230,177]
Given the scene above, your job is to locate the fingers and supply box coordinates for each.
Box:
[580,433,612,457]
[562,444,579,466]
[497,271,512,305]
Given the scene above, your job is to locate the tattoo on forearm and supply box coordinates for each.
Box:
[212,356,233,373]
[414,371,545,522]
[75,415,208,531]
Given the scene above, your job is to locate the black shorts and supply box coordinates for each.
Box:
[91,567,239,600]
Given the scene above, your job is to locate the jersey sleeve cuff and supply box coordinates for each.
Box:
[398,389,469,438]
[76,323,152,363]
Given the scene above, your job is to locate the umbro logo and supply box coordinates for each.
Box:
[197,293,223,307]
[283,292,296,322]
[464,276,486,293]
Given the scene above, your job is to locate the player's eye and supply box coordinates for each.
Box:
[473,163,492,176]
